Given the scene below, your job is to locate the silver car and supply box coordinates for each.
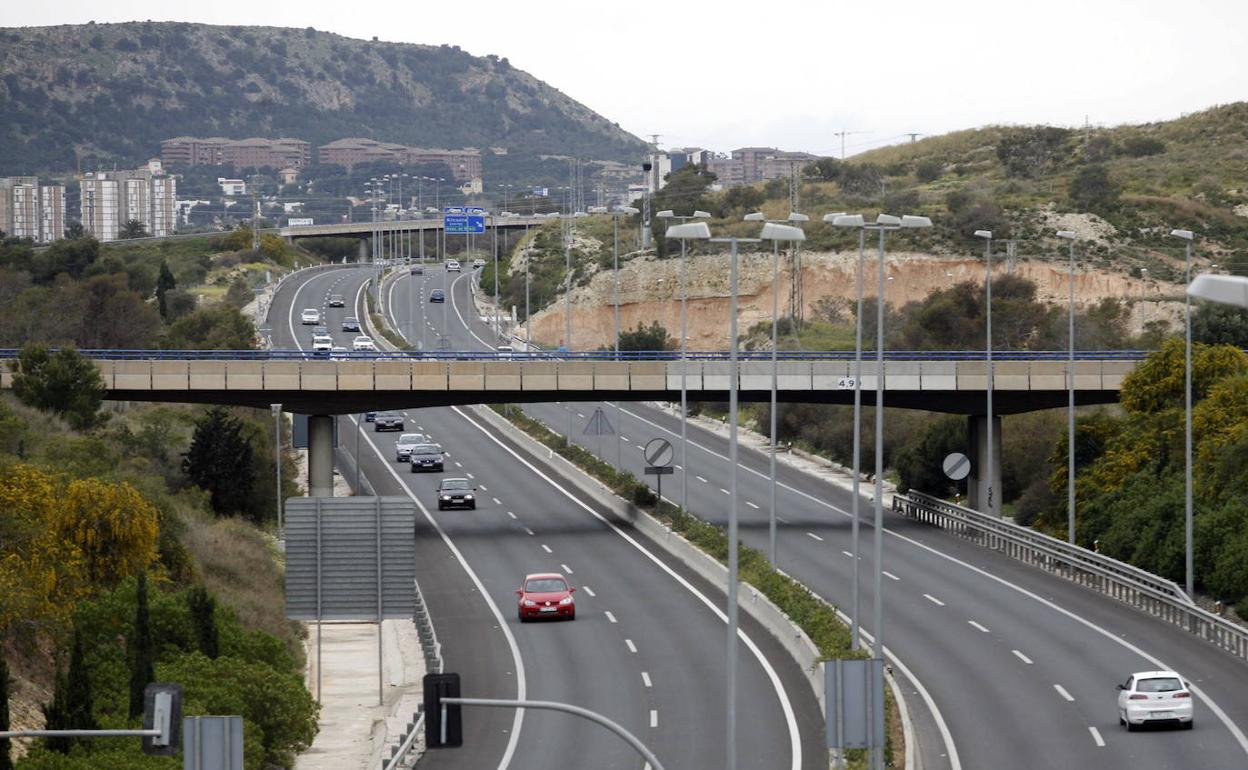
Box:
[394,432,428,462]
[408,444,444,472]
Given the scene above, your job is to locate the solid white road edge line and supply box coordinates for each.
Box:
[616,402,1248,760]
[451,404,803,770]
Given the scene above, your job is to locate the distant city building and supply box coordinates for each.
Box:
[0,177,65,244]
[218,178,247,196]
[732,147,779,184]
[761,151,821,181]
[316,138,483,182]
[80,165,177,241]
[279,167,299,185]
[161,137,312,169]
[707,156,745,187]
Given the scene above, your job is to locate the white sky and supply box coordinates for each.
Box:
[4,0,1247,156]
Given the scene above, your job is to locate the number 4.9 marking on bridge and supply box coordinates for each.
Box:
[837,377,857,390]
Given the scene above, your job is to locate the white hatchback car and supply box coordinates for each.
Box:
[394,432,428,462]
[300,308,320,324]
[1117,670,1194,731]
[446,260,462,272]
[472,258,486,269]
[352,335,377,351]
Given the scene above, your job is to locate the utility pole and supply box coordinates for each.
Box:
[905,133,923,143]
[832,130,869,160]
[251,175,261,253]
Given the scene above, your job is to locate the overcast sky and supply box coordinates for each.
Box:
[5,0,1247,156]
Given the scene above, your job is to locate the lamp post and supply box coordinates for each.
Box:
[1171,228,1195,598]
[658,208,712,515]
[746,210,809,566]
[271,403,283,538]
[1056,230,1078,544]
[973,230,996,516]
[831,214,932,676]
[563,210,588,441]
[592,205,639,468]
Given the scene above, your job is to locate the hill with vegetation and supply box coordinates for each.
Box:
[0,21,647,174]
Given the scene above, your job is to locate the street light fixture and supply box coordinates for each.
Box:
[1056,230,1078,544]
[973,229,996,517]
[832,212,932,672]
[590,205,639,467]
[1171,228,1195,598]
[659,209,713,517]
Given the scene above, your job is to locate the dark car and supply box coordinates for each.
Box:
[430,289,445,303]
[364,411,377,423]
[409,444,444,472]
[410,265,424,275]
[328,294,345,307]
[373,411,405,431]
[342,316,361,332]
[436,478,475,510]
[516,573,576,622]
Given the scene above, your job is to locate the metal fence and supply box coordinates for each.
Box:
[892,491,1248,663]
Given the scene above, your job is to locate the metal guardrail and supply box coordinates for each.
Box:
[893,491,1248,663]
[380,579,441,770]
[0,348,1158,362]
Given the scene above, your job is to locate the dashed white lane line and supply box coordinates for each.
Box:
[882,571,900,581]
[605,611,618,624]
[968,621,990,634]
[719,487,730,495]
[524,527,535,536]
[466,472,475,479]
[577,412,586,419]
[582,586,596,597]
[1088,726,1105,747]
[777,516,789,523]
[923,594,945,607]
[641,672,652,688]
[696,475,709,483]
[621,436,630,442]
[635,444,645,450]
[746,501,760,509]
[561,563,573,575]
[649,710,658,728]
[674,464,682,470]
[841,550,855,558]
[493,497,502,505]
[1054,684,1075,702]
[625,639,637,654]
[806,532,824,542]
[1012,650,1034,665]
[540,544,552,554]
[454,461,463,467]
[506,511,517,519]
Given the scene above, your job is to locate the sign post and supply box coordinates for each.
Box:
[582,406,615,459]
[642,438,675,504]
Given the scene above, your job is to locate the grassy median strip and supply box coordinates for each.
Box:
[489,404,898,768]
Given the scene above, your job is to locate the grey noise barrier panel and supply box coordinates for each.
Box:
[285,497,416,620]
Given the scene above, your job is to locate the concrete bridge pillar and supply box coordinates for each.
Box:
[359,238,369,263]
[967,414,1002,517]
[308,414,335,497]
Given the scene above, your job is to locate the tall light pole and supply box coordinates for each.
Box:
[1171,228,1196,597]
[746,210,809,566]
[1056,230,1078,544]
[271,403,283,537]
[658,209,712,514]
[592,205,639,467]
[832,214,932,676]
[973,230,996,516]
[822,213,864,646]
[563,210,588,441]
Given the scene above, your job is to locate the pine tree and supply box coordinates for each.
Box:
[128,573,155,720]
[0,647,12,770]
[188,586,219,659]
[42,629,94,753]
[155,260,177,320]
[184,407,256,518]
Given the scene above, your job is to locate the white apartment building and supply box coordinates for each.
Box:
[80,167,178,241]
[39,185,65,243]
[0,177,66,244]
[80,174,120,242]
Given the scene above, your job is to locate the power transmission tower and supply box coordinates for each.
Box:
[905,133,924,143]
[832,130,869,159]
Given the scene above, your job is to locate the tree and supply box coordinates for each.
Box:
[155,260,177,319]
[10,343,105,430]
[119,219,149,240]
[42,629,96,753]
[1192,302,1248,347]
[1068,164,1120,213]
[71,273,162,349]
[50,478,159,585]
[128,573,154,719]
[188,586,220,659]
[618,321,674,352]
[29,237,99,284]
[914,159,943,183]
[996,126,1071,178]
[184,407,257,517]
[894,415,967,496]
[163,304,256,350]
[63,222,85,240]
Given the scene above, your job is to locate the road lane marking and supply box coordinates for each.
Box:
[1088,726,1105,747]
[968,621,990,633]
[621,436,630,442]
[696,475,709,483]
[746,501,760,509]
[582,586,596,597]
[506,511,517,519]
[455,461,462,467]
[1012,650,1034,665]
[719,487,730,495]
[842,550,854,558]
[923,594,945,607]
[540,544,552,554]
[479,484,488,491]
[777,516,789,523]
[625,639,637,653]
[641,672,652,688]
[523,527,535,536]
[806,532,824,542]
[882,571,899,581]
[1054,684,1074,702]
[649,710,658,728]
[466,472,474,479]
[493,497,502,505]
[605,611,618,624]
[561,563,573,574]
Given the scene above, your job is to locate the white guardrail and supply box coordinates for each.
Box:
[893,491,1248,663]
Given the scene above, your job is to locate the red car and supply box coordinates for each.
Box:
[515,572,576,622]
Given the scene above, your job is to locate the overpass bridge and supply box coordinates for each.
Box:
[278,215,548,242]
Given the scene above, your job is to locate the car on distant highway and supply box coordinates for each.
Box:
[446,260,462,272]
[497,345,514,359]
[374,411,404,431]
[430,289,445,303]
[410,265,423,276]
[328,294,345,307]
[311,334,334,353]
[1118,671,1193,731]
[342,317,360,332]
[516,573,576,622]
[471,258,486,269]
[364,411,377,423]
[352,335,377,351]
[300,308,320,324]
[408,443,444,472]
[436,478,475,510]
[329,346,349,360]
[394,432,428,462]
[311,324,329,336]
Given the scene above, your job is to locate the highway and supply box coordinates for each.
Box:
[378,260,1248,770]
[269,265,825,770]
